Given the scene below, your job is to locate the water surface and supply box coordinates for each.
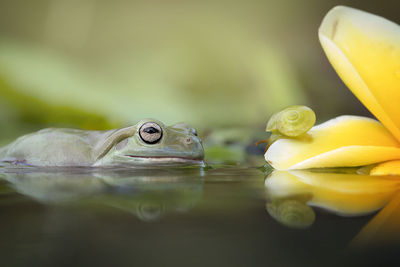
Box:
[0,166,399,267]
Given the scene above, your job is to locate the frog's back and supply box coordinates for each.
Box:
[0,128,105,166]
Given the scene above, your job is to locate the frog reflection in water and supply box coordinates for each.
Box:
[0,169,204,222]
[0,119,204,167]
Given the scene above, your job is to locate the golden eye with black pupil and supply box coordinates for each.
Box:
[139,122,163,144]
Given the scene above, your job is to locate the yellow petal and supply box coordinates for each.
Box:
[319,6,400,142]
[265,116,400,170]
[370,160,400,175]
[266,170,400,216]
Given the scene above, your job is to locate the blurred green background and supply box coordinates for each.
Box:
[0,0,399,141]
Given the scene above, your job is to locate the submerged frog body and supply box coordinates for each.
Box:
[0,119,204,167]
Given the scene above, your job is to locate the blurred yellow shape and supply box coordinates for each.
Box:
[266,170,400,216]
[266,116,400,170]
[266,6,400,172]
[351,191,400,247]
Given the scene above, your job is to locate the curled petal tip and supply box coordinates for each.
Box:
[319,6,400,142]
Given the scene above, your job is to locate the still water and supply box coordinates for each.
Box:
[0,166,399,267]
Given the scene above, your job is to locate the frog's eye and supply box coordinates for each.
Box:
[139,122,163,144]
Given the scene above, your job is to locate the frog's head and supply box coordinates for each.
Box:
[94,119,204,166]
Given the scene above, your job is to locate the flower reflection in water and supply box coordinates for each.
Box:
[351,191,400,248]
[265,170,400,230]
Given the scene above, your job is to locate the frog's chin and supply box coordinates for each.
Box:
[125,155,204,165]
[94,154,205,167]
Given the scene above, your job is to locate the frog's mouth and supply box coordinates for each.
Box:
[125,155,204,164]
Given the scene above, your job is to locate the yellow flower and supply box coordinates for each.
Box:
[265,6,400,174]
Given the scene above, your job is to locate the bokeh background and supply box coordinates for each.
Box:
[0,0,399,141]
